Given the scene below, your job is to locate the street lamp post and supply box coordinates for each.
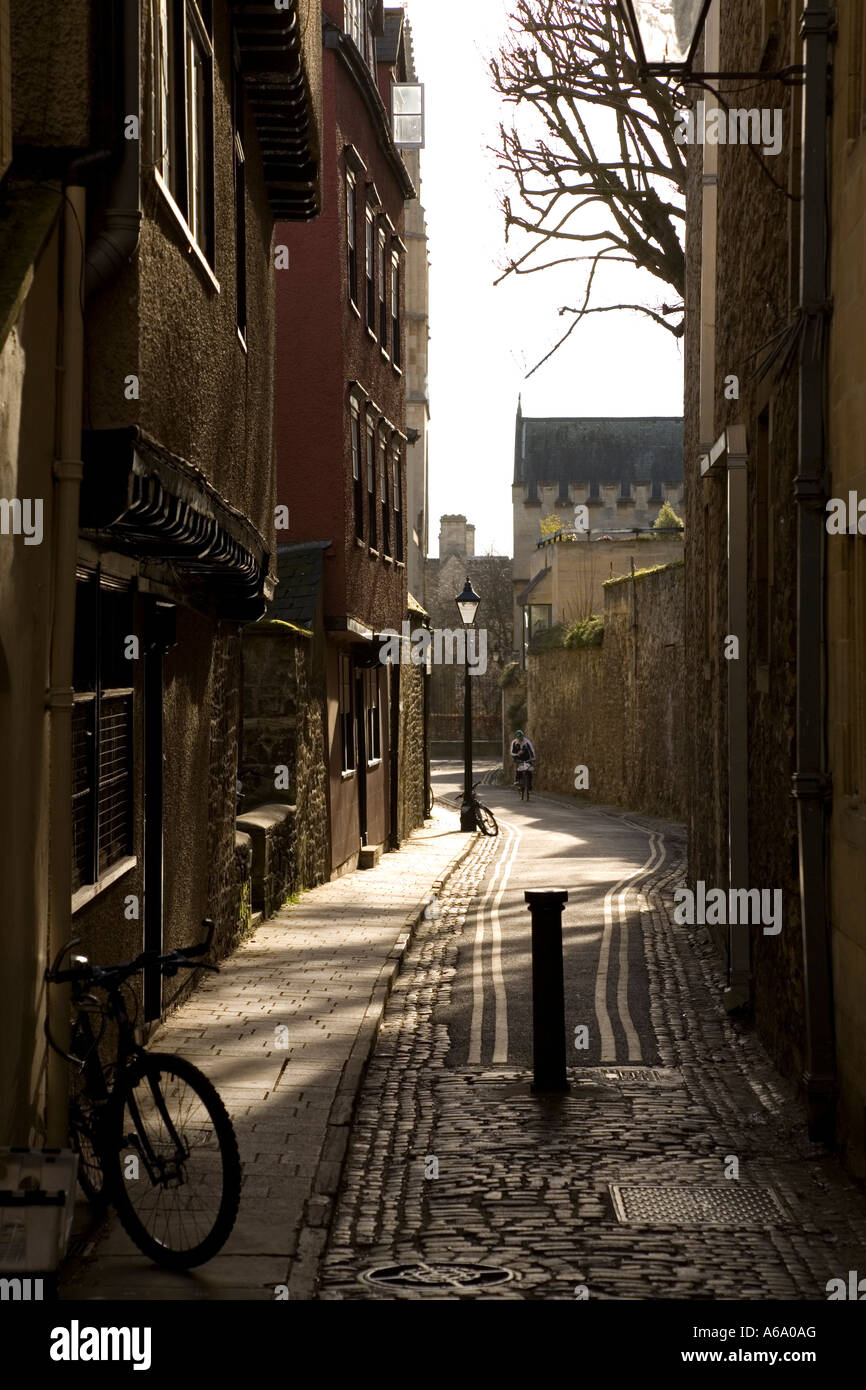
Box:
[455,577,481,833]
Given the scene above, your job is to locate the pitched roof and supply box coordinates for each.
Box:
[516,567,551,605]
[267,541,330,632]
[514,413,683,490]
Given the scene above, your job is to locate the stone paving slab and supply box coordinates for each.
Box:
[60,806,475,1301]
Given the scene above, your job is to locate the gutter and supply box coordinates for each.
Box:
[792,0,836,1142]
[45,0,141,1143]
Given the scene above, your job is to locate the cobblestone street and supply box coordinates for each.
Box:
[318,781,866,1301]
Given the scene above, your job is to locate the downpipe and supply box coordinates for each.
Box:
[45,0,142,1144]
[793,0,836,1143]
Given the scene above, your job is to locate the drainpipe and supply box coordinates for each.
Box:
[724,426,750,1009]
[86,0,142,298]
[45,0,142,1144]
[793,0,835,1142]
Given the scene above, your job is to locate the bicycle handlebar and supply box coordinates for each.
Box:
[45,919,217,988]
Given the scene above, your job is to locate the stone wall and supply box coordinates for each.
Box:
[526,563,685,822]
[397,657,426,842]
[240,622,330,896]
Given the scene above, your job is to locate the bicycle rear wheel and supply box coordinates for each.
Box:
[69,1094,108,1206]
[109,1053,241,1269]
[475,802,499,836]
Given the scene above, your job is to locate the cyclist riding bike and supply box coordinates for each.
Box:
[510,730,536,797]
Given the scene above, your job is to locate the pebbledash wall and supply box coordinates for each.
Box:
[526,562,686,822]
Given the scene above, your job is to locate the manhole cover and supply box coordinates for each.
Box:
[609,1184,789,1228]
[597,1068,684,1087]
[360,1262,514,1291]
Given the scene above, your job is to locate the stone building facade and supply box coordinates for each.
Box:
[0,0,321,1147]
[512,403,684,651]
[683,0,866,1174]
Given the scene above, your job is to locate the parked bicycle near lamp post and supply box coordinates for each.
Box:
[469,780,498,836]
[45,921,241,1269]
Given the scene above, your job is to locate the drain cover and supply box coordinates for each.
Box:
[597,1068,684,1086]
[609,1184,788,1228]
[360,1262,514,1291]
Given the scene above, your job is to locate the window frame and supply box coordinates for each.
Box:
[156,0,216,266]
[339,653,356,775]
[366,419,377,548]
[379,431,391,557]
[364,667,382,764]
[390,250,401,367]
[393,442,403,561]
[365,209,376,333]
[72,576,136,901]
[351,399,364,541]
[378,228,388,347]
[347,170,358,306]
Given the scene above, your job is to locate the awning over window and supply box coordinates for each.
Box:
[80,427,270,621]
[231,0,321,220]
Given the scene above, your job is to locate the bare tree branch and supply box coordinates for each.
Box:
[491,0,686,373]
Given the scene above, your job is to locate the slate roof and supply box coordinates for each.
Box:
[267,541,330,632]
[514,410,683,491]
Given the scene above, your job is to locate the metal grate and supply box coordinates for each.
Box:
[360,1262,514,1291]
[97,693,132,873]
[609,1184,789,1228]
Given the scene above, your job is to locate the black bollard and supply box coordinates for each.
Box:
[525,889,570,1093]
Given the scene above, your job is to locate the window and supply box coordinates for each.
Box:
[233,56,246,340]
[393,445,403,561]
[528,604,552,642]
[351,400,364,540]
[346,172,358,305]
[391,252,401,367]
[379,434,391,555]
[365,210,376,332]
[339,654,355,773]
[345,0,364,51]
[378,230,388,345]
[72,579,135,893]
[366,422,376,547]
[154,1,214,261]
[364,668,381,763]
[391,83,425,148]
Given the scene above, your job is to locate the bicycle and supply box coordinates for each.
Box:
[516,762,534,801]
[45,920,242,1269]
[425,783,434,817]
[470,780,498,837]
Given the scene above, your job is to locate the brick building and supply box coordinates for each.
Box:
[272,2,423,876]
[0,0,321,1146]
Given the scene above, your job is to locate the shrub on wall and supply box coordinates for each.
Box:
[563,614,604,649]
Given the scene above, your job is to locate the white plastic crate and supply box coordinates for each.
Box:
[0,1148,78,1273]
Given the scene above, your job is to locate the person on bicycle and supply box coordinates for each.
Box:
[510,730,536,794]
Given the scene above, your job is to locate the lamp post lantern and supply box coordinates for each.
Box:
[616,0,803,83]
[455,577,480,833]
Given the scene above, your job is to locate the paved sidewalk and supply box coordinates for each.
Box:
[61,806,473,1301]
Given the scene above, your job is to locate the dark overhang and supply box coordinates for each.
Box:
[80,427,271,621]
[232,0,321,221]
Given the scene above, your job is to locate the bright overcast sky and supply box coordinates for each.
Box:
[405,0,685,557]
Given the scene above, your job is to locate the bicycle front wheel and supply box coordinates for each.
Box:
[475,802,499,837]
[109,1053,241,1269]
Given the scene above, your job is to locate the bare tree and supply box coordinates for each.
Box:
[491,0,686,375]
